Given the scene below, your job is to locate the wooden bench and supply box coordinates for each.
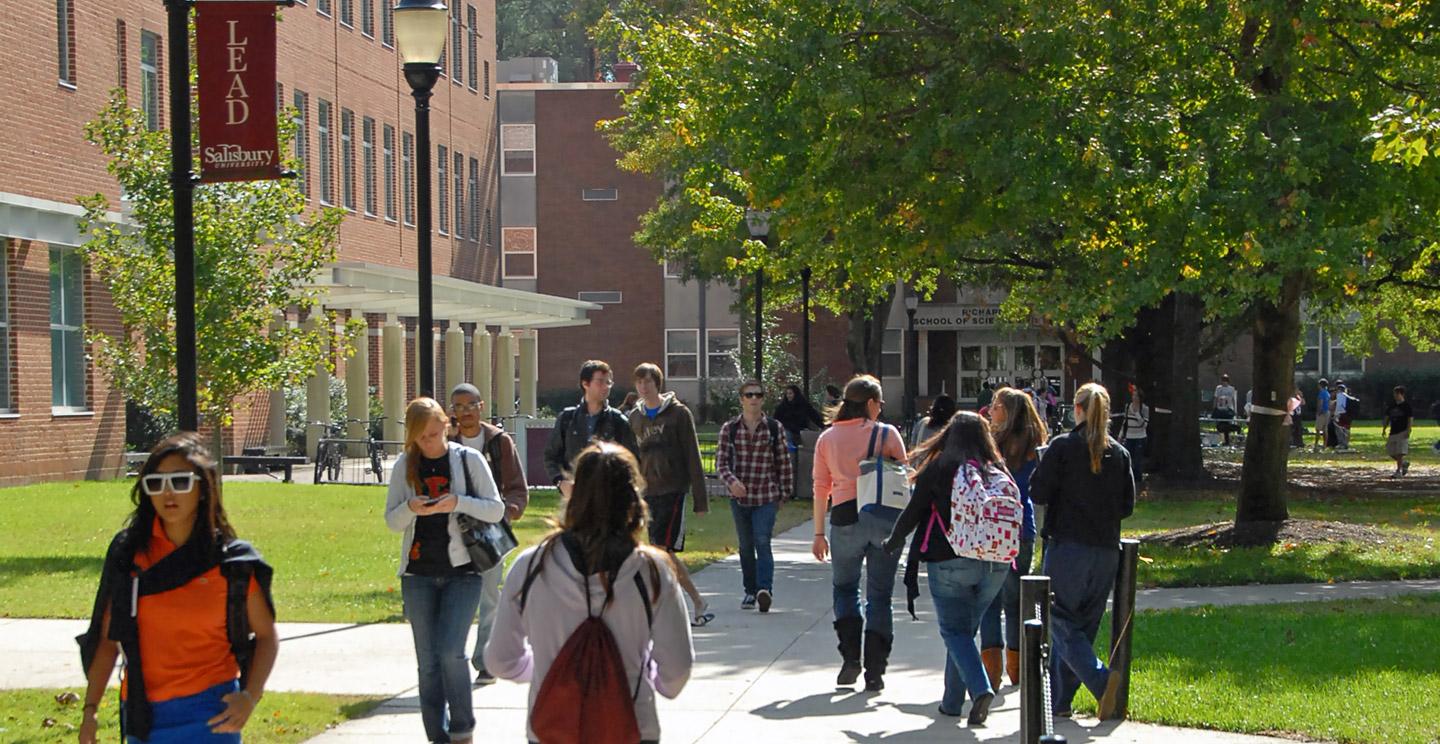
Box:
[224,455,308,483]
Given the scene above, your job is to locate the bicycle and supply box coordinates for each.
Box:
[312,417,388,484]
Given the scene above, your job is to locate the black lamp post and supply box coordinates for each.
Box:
[903,294,919,426]
[166,0,198,430]
[394,0,448,397]
[801,266,811,399]
[745,209,771,382]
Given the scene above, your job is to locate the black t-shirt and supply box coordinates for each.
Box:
[1387,401,1414,435]
[408,454,475,576]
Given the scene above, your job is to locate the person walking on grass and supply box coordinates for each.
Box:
[544,360,639,499]
[1315,378,1332,449]
[1118,385,1149,489]
[1213,373,1239,446]
[448,383,530,688]
[1334,382,1356,449]
[484,442,694,744]
[813,375,909,691]
[717,380,795,613]
[1382,385,1413,477]
[79,433,278,744]
[1030,382,1135,720]
[979,387,1048,690]
[629,362,714,627]
[386,398,506,744]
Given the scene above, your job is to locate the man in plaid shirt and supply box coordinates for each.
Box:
[717,380,795,612]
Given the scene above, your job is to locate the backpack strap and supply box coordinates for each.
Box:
[223,558,256,688]
[864,422,882,460]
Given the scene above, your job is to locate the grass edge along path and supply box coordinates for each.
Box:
[0,688,384,744]
[1076,594,1440,744]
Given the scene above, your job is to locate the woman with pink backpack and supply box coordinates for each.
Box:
[884,411,1020,726]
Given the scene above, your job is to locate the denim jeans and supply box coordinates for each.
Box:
[1042,540,1119,713]
[979,538,1035,650]
[470,562,504,672]
[829,509,902,639]
[731,499,780,595]
[1125,438,1146,486]
[403,573,484,742]
[927,557,1009,711]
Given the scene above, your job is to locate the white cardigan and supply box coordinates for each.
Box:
[384,441,506,575]
[484,542,695,742]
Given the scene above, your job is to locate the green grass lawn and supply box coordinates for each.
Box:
[0,688,382,744]
[0,480,810,622]
[1074,595,1440,744]
[1207,419,1440,466]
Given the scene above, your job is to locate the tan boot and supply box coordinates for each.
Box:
[1005,648,1020,686]
[980,647,1003,691]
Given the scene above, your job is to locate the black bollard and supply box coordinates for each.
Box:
[1020,574,1052,640]
[1108,538,1141,720]
[1020,619,1045,744]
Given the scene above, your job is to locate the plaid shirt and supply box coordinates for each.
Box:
[716,415,795,506]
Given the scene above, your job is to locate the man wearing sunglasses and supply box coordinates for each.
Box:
[716,381,794,613]
[448,383,529,687]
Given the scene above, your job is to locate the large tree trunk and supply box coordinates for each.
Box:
[844,290,895,376]
[1163,293,1206,479]
[1236,274,1304,523]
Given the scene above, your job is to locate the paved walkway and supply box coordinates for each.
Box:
[8,523,1436,742]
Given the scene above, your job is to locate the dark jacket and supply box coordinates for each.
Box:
[884,458,965,620]
[628,393,708,511]
[1029,424,1135,548]
[543,398,639,484]
[450,420,530,518]
[773,397,824,442]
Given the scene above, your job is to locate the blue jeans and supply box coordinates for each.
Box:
[829,509,902,639]
[126,680,239,743]
[927,557,1009,712]
[979,538,1035,650]
[1042,540,1119,713]
[403,573,484,742]
[1125,438,1146,486]
[731,499,779,595]
[470,563,504,672]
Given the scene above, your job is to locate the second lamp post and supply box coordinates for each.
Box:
[745,210,771,382]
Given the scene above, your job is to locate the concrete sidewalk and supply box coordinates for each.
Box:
[8,523,1435,741]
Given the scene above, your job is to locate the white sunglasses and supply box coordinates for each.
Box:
[141,472,199,496]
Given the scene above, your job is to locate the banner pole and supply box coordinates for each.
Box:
[166,0,199,432]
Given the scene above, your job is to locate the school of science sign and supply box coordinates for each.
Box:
[911,304,1002,329]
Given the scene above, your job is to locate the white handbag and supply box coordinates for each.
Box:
[856,423,911,511]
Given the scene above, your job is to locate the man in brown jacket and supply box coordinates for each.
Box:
[448,383,529,685]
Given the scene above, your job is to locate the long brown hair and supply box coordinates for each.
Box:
[404,397,450,495]
[127,432,235,555]
[991,387,1049,471]
[1075,382,1111,474]
[825,374,882,424]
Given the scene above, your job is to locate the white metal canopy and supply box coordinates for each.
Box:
[309,262,598,328]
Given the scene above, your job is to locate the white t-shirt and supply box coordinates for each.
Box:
[1122,403,1150,440]
[459,432,486,451]
[1214,385,1237,412]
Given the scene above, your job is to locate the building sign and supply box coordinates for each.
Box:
[197,2,281,182]
[912,304,1002,329]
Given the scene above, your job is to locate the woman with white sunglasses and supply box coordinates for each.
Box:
[78,433,278,743]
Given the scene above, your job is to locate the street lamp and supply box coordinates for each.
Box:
[394,0,448,397]
[903,294,919,425]
[745,209,771,382]
[801,266,812,399]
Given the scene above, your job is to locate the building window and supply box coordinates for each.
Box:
[582,187,618,201]
[483,60,490,99]
[577,291,622,304]
[340,109,356,210]
[140,31,162,131]
[467,157,479,240]
[318,99,334,204]
[665,330,700,380]
[381,1,393,46]
[362,117,377,215]
[466,5,478,91]
[707,329,741,378]
[317,0,330,17]
[437,145,449,234]
[502,227,536,279]
[451,11,463,85]
[500,124,535,176]
[0,242,11,412]
[339,0,353,27]
[293,90,309,197]
[663,259,683,279]
[360,0,374,37]
[881,329,902,378]
[57,0,76,87]
[115,21,128,91]
[50,247,86,410]
[454,151,465,238]
[401,131,414,225]
[383,124,396,221]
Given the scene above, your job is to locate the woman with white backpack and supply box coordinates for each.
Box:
[884,411,1019,726]
[1029,382,1135,720]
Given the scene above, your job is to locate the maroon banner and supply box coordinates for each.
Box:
[197,2,281,182]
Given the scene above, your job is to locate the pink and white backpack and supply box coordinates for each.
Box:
[945,460,1022,564]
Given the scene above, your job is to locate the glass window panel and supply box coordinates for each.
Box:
[986,345,1008,371]
[882,353,901,378]
[1014,345,1037,373]
[503,252,534,278]
[667,355,698,380]
[1300,348,1319,371]
[960,346,982,371]
[960,376,981,399]
[1038,345,1062,370]
[667,330,698,354]
[882,329,901,353]
[503,151,534,175]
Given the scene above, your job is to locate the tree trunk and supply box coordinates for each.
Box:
[1236,274,1304,523]
[1163,293,1206,479]
[844,290,895,376]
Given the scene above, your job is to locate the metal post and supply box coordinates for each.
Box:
[904,306,917,424]
[407,65,439,397]
[166,0,198,431]
[801,267,811,398]
[1021,574,1052,640]
[1020,618,1044,744]
[753,264,764,381]
[1109,538,1140,720]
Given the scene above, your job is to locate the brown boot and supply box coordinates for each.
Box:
[980,647,1003,691]
[1005,649,1020,686]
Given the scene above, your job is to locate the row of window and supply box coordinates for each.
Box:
[55,2,491,100]
[665,329,741,381]
[0,242,87,413]
[289,91,493,245]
